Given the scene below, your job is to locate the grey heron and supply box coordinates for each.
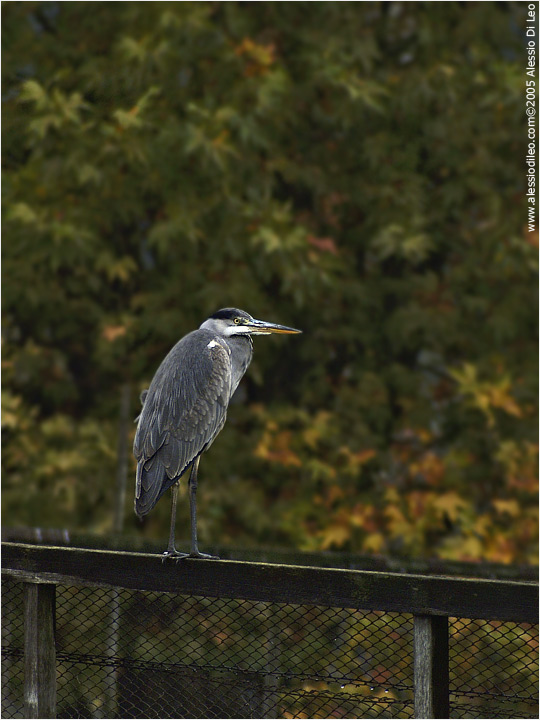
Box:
[133,308,301,559]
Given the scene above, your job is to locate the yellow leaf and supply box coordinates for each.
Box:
[432,492,469,522]
[489,383,523,418]
[362,532,385,553]
[492,499,521,517]
[439,535,484,561]
[384,505,411,539]
[318,523,350,550]
[473,514,491,538]
[384,487,400,504]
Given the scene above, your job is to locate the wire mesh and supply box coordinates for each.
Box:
[1,576,538,719]
[1,577,24,719]
[52,586,414,718]
[449,617,539,719]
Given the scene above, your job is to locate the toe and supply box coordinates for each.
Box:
[188,551,219,560]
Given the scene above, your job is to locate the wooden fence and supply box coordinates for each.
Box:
[2,541,538,719]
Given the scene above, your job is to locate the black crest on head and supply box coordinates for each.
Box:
[210,308,252,321]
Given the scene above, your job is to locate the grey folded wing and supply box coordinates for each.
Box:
[133,335,232,513]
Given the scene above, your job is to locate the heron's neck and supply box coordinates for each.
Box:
[232,333,253,352]
[228,334,253,393]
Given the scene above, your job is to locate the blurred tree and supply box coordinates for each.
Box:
[2,1,537,563]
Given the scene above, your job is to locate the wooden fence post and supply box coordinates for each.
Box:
[413,614,449,719]
[24,582,57,719]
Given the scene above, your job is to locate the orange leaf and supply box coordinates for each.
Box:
[307,235,339,255]
[102,325,126,342]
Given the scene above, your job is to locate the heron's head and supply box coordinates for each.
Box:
[201,308,302,337]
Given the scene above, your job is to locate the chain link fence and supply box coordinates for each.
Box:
[2,574,538,719]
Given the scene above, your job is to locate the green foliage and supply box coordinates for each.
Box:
[2,2,537,564]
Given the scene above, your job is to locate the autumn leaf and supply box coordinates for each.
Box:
[409,451,445,486]
[302,411,334,449]
[349,503,378,531]
[307,235,339,255]
[254,429,302,467]
[102,325,127,342]
[234,37,276,76]
[362,532,385,554]
[492,499,520,517]
[318,522,350,550]
[489,384,523,418]
[438,535,484,562]
[450,364,524,426]
[432,492,469,523]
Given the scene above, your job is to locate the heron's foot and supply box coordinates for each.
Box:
[188,550,220,560]
[162,549,189,563]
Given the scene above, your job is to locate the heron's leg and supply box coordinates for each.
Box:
[188,456,219,560]
[162,481,188,561]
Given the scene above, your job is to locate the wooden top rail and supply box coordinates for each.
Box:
[4,527,538,581]
[2,542,538,623]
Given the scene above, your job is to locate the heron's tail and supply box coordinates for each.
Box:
[134,459,170,517]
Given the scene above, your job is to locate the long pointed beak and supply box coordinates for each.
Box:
[247,318,302,335]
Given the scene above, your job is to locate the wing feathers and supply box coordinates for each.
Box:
[134,331,232,516]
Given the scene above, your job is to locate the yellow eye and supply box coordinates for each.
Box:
[234,317,241,324]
